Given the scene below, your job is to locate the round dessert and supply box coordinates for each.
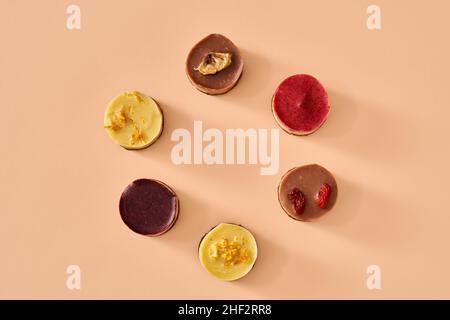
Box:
[272,74,329,135]
[119,179,179,236]
[199,223,257,281]
[104,91,163,150]
[278,164,337,221]
[186,34,244,95]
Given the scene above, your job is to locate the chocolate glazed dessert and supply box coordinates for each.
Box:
[119,179,179,236]
[278,164,338,221]
[186,34,244,95]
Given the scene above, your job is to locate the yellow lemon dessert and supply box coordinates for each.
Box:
[104,91,163,149]
[199,223,257,281]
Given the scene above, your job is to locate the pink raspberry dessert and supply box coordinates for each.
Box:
[272,74,330,135]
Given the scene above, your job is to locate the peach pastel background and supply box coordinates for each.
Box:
[1,0,449,299]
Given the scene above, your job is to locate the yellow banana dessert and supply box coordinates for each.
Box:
[104,91,163,150]
[199,223,257,281]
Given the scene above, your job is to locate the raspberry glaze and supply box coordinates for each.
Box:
[272,74,329,135]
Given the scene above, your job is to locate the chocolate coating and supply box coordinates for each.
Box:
[278,164,337,221]
[186,34,244,95]
[119,179,179,236]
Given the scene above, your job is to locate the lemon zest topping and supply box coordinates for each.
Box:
[125,91,145,103]
[130,123,145,145]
